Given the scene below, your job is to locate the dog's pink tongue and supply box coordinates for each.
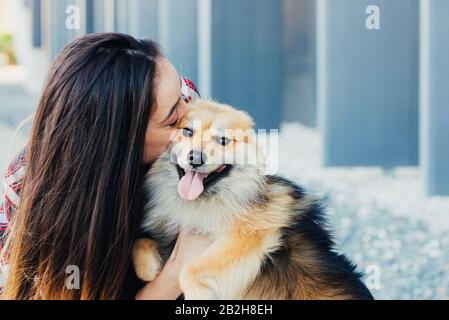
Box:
[178,170,207,201]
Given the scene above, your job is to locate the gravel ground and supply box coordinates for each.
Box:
[275,123,449,300]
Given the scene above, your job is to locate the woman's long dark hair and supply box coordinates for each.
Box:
[3,33,161,299]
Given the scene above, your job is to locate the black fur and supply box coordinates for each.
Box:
[250,175,374,300]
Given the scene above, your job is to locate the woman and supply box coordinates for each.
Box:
[0,32,212,300]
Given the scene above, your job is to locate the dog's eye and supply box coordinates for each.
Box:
[182,128,194,137]
[216,136,231,146]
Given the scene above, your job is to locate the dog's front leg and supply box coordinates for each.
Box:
[179,227,280,300]
[132,238,163,282]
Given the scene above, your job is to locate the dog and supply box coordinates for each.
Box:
[132,100,373,300]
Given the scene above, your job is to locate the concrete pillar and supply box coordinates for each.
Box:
[420,0,449,196]
[283,0,316,127]
[210,0,283,130]
[158,0,198,84]
[317,0,419,167]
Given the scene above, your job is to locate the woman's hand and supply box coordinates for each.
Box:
[135,230,213,300]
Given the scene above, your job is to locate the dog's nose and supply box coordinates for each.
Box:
[188,150,206,168]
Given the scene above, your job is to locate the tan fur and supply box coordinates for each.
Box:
[244,231,354,300]
[132,238,162,282]
[179,100,254,132]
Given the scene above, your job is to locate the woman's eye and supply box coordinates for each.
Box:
[166,111,179,128]
[216,136,231,146]
[183,128,194,137]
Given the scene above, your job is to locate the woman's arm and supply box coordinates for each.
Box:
[135,230,212,300]
[135,258,182,300]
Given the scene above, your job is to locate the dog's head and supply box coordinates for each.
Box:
[168,100,265,201]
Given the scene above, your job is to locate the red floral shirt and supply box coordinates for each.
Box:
[0,76,199,293]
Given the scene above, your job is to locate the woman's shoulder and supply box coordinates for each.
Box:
[0,145,28,244]
[3,145,27,205]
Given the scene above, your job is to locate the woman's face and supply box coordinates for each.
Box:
[143,57,189,164]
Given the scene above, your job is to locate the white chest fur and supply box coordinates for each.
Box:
[141,153,265,238]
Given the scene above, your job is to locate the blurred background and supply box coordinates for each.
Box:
[0,0,448,299]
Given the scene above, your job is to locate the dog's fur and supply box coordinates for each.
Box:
[133,100,373,300]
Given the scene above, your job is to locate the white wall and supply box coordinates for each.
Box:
[9,1,50,96]
[0,0,14,32]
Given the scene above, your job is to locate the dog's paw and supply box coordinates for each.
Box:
[179,264,219,300]
[132,238,162,282]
